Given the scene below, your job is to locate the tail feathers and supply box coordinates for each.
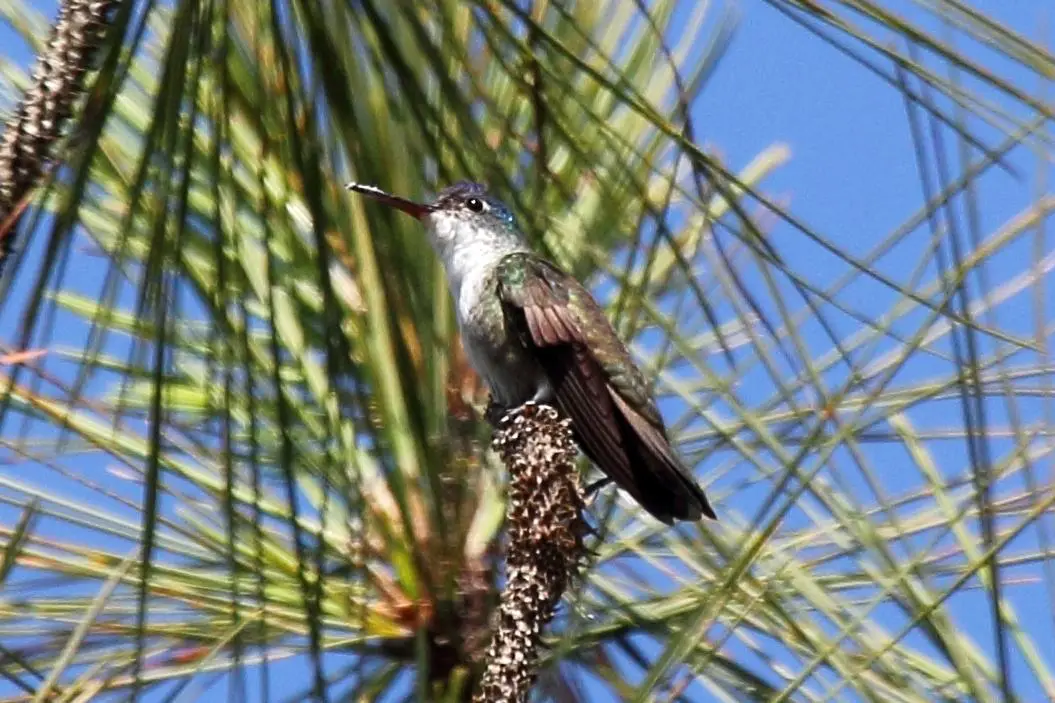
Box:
[608,391,716,523]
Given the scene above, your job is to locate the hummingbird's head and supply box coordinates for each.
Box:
[346,180,526,261]
[425,181,521,249]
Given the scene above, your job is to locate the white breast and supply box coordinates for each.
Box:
[425,210,542,405]
[434,223,521,327]
[451,263,491,325]
[449,260,510,401]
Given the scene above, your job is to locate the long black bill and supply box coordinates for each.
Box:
[345,182,432,219]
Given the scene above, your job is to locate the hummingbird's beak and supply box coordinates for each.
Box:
[345,182,432,219]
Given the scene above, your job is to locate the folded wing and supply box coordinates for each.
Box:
[496,253,715,523]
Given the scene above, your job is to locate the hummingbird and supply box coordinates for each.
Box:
[346,181,716,524]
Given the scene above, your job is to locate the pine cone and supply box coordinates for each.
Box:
[473,403,587,703]
[0,0,117,267]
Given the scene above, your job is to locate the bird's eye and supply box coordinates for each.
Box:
[466,197,485,213]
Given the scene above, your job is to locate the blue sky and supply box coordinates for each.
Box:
[689,3,1054,702]
[1,0,1054,700]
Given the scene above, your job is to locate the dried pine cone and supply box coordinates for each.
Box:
[0,0,117,269]
[473,402,588,703]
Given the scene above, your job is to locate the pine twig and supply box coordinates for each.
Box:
[474,402,588,703]
[0,0,117,276]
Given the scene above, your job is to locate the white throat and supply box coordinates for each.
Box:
[426,213,528,322]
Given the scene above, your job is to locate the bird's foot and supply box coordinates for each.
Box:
[579,520,604,542]
[583,477,612,499]
[577,478,612,543]
[484,397,508,427]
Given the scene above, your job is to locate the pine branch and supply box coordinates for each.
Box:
[0,0,117,276]
[474,402,588,703]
